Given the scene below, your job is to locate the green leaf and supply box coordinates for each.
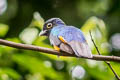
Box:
[19,28,39,44]
[13,53,67,80]
[0,68,21,80]
[29,12,44,29]
[0,24,9,37]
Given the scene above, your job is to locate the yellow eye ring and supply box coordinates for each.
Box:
[47,23,53,29]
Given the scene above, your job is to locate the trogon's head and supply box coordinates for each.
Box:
[39,18,65,36]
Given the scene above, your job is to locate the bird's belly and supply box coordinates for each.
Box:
[49,34,61,46]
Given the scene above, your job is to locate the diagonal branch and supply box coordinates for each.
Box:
[89,31,120,80]
[0,39,120,62]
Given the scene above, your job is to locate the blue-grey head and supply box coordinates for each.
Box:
[39,18,65,36]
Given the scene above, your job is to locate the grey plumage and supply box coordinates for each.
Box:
[49,33,61,46]
[68,41,92,58]
[49,33,74,54]
[60,43,74,54]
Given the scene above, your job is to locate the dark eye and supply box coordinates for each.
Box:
[47,23,53,29]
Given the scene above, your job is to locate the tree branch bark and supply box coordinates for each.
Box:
[0,39,120,62]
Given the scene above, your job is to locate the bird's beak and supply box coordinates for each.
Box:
[39,30,47,36]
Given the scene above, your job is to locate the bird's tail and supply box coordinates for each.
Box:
[69,41,93,58]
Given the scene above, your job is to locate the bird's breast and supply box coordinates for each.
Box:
[50,26,63,36]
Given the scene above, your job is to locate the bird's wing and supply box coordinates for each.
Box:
[59,43,74,54]
[49,33,74,54]
[58,26,93,58]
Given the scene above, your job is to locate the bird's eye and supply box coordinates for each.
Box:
[47,23,53,29]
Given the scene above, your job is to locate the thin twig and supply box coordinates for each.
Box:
[89,30,120,80]
[0,39,120,62]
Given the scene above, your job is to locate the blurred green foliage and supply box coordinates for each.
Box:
[0,0,120,80]
[0,24,9,37]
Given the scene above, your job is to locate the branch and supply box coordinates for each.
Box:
[89,31,120,80]
[0,39,120,62]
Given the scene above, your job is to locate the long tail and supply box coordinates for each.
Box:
[69,41,93,58]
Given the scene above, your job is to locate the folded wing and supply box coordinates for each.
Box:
[58,26,93,58]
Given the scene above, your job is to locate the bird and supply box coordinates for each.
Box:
[39,18,93,58]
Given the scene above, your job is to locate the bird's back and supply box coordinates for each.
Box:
[58,26,86,43]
